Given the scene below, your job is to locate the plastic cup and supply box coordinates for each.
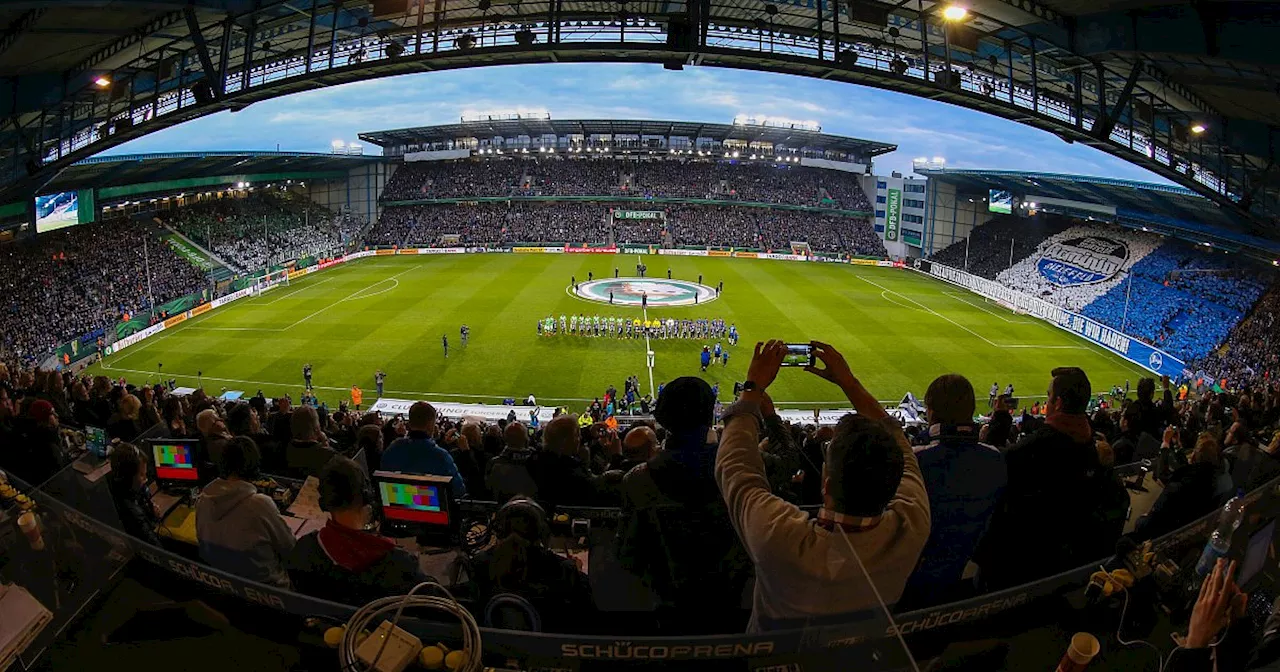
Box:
[17,511,44,551]
[1056,632,1100,672]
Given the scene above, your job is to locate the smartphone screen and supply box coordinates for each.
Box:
[781,343,814,367]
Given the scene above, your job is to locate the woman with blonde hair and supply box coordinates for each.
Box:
[1134,433,1221,541]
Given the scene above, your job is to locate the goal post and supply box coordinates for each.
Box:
[254,268,290,295]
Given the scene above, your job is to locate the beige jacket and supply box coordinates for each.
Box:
[715,403,931,632]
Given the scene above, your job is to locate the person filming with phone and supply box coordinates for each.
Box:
[716,340,930,632]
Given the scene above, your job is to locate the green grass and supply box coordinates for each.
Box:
[86,254,1150,409]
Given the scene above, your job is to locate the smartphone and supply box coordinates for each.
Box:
[781,343,815,368]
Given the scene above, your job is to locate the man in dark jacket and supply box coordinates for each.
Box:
[616,376,751,633]
[285,406,338,478]
[486,422,539,502]
[1133,433,1222,541]
[900,374,1006,609]
[1132,376,1177,441]
[12,400,65,486]
[288,456,432,605]
[529,416,616,507]
[974,367,1126,590]
[107,443,162,546]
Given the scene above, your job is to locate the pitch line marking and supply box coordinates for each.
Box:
[854,275,1089,351]
[284,265,419,330]
[258,276,336,305]
[942,291,1035,324]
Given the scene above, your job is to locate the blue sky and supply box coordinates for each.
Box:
[106,63,1168,183]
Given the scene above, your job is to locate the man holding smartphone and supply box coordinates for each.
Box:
[716,340,930,631]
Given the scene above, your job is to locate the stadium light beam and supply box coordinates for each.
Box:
[942,5,968,20]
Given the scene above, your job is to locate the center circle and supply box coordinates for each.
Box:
[574,278,717,306]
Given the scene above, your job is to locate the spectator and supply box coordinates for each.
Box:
[285,406,338,478]
[106,442,162,546]
[1133,432,1222,541]
[487,421,539,502]
[974,367,1127,589]
[530,415,615,507]
[106,393,144,441]
[8,399,65,486]
[618,425,658,473]
[380,402,466,498]
[196,407,233,466]
[196,437,295,588]
[715,341,929,631]
[288,456,433,605]
[468,497,594,631]
[618,376,750,632]
[354,423,384,473]
[899,374,1006,609]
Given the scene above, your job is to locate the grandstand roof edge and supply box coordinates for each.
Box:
[915,167,1199,198]
[76,151,383,166]
[357,119,896,155]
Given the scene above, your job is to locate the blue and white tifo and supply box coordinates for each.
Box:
[574,278,717,306]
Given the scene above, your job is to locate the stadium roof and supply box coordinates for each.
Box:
[916,167,1280,255]
[358,119,897,157]
[46,151,379,193]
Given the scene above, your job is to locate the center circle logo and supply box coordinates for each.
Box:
[574,278,717,306]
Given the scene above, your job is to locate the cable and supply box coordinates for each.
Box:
[337,581,483,672]
[1114,580,1166,672]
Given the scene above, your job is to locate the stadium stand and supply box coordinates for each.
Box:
[164,192,350,273]
[380,158,873,211]
[931,216,1276,366]
[366,202,883,255]
[0,220,206,362]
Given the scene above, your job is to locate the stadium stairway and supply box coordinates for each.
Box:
[162,226,237,281]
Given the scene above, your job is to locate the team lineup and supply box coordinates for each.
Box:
[537,314,738,343]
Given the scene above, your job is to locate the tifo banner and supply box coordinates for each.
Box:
[564,245,618,254]
[884,189,901,242]
[165,234,213,271]
[915,260,1185,376]
[996,225,1161,312]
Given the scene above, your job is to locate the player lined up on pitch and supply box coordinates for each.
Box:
[537,314,739,342]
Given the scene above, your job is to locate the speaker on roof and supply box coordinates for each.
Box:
[846,0,889,27]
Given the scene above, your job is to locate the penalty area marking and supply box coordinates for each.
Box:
[942,290,1035,324]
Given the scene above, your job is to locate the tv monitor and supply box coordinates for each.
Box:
[35,191,79,233]
[373,471,455,539]
[989,189,1013,215]
[150,439,201,485]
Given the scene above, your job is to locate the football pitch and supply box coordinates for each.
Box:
[88,254,1150,409]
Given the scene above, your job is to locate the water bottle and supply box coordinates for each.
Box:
[1195,489,1247,576]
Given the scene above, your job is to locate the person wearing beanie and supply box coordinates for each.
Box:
[616,375,751,633]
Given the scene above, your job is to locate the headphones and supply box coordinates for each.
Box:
[491,496,550,546]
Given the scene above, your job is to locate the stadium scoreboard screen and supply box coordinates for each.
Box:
[988,189,1013,215]
[34,189,95,233]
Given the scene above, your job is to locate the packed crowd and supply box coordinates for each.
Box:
[0,221,207,362]
[379,158,873,211]
[5,345,1279,651]
[167,194,348,272]
[932,217,1278,375]
[1196,285,1280,389]
[366,202,885,255]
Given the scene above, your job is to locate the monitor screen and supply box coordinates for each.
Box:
[377,477,450,525]
[85,426,108,459]
[152,441,200,482]
[35,191,79,233]
[1239,519,1276,588]
[989,189,1013,215]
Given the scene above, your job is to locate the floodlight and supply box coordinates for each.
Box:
[94,76,112,88]
[942,6,968,20]
[1190,123,1207,134]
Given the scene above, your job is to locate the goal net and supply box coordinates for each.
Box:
[253,268,290,295]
